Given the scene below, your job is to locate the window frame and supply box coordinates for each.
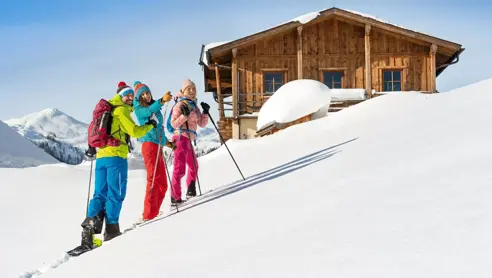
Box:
[321,70,345,89]
[261,69,287,97]
[381,68,404,92]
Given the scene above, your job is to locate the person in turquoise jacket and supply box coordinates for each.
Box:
[80,81,156,252]
[133,81,174,221]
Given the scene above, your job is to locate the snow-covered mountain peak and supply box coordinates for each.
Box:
[5,108,88,143]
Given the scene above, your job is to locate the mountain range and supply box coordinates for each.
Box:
[3,108,221,168]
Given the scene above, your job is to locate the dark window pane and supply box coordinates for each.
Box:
[265,72,284,94]
[323,71,343,89]
[383,71,392,81]
[333,72,342,83]
[393,81,401,91]
[384,82,392,92]
[393,71,401,81]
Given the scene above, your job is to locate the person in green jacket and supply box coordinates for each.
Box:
[80,82,156,248]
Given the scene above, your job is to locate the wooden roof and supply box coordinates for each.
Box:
[202,7,464,69]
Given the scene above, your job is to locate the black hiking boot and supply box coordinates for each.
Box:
[171,197,184,206]
[80,216,102,248]
[186,180,196,198]
[104,223,122,241]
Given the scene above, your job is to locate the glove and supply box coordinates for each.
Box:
[200,102,210,115]
[85,146,96,160]
[150,113,158,122]
[160,91,172,103]
[181,105,190,117]
[165,141,176,151]
[146,119,157,128]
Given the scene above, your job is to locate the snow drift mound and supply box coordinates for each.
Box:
[256,79,332,130]
[0,120,58,168]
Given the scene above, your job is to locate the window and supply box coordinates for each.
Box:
[264,72,284,95]
[323,71,343,89]
[383,70,402,91]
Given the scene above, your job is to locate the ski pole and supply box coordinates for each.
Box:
[186,121,202,196]
[150,102,170,194]
[161,147,178,212]
[204,109,245,180]
[85,154,94,217]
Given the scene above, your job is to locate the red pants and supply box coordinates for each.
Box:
[141,142,168,220]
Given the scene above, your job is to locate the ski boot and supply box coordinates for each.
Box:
[104,223,122,241]
[171,197,184,206]
[186,180,196,199]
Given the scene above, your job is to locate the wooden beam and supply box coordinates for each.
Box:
[365,24,372,98]
[430,44,437,93]
[333,9,461,51]
[215,63,225,119]
[297,26,303,79]
[232,48,238,118]
[207,79,232,88]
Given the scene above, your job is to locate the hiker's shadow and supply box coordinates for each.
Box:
[142,137,357,225]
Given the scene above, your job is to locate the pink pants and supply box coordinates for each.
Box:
[171,135,198,200]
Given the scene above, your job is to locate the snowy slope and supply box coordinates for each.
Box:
[0,120,58,168]
[7,77,492,277]
[5,108,89,165]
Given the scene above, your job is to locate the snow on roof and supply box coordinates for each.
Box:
[256,79,332,130]
[201,41,230,66]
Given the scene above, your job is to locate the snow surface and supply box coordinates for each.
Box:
[330,88,367,101]
[6,77,492,277]
[256,79,332,130]
[0,120,58,168]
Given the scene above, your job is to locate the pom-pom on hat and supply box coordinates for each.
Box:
[133,80,151,98]
[116,81,134,97]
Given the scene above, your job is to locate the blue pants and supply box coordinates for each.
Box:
[87,157,128,224]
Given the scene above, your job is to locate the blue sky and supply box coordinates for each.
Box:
[1,0,491,123]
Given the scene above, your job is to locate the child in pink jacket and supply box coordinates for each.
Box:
[170,79,210,204]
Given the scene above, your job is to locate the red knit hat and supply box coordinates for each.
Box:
[118,81,127,88]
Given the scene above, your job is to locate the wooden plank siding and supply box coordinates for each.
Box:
[234,17,434,117]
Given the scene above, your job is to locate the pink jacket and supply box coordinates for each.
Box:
[171,99,208,141]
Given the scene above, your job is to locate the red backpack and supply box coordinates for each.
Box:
[87,99,121,148]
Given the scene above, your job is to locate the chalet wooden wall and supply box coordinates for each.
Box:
[233,17,434,113]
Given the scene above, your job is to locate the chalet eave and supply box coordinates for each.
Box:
[206,7,462,59]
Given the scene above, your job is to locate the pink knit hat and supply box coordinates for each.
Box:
[180,79,196,93]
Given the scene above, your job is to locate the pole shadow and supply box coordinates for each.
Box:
[140,137,358,227]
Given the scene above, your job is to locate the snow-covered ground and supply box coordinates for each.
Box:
[0,120,58,168]
[4,77,492,277]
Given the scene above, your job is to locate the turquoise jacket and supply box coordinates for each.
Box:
[133,90,168,146]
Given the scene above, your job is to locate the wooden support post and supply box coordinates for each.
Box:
[215,62,225,119]
[232,48,238,118]
[297,26,303,79]
[364,24,372,98]
[430,44,437,93]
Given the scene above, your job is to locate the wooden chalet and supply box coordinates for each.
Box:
[199,7,464,140]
